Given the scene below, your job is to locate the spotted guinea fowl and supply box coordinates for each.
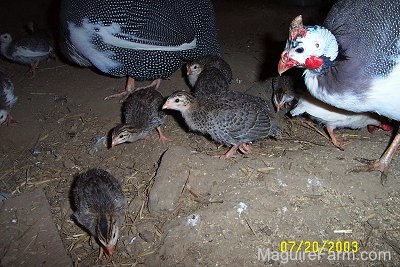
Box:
[278,0,400,183]
[71,168,126,258]
[59,0,221,100]
[186,55,232,87]
[0,31,54,78]
[0,66,17,125]
[111,88,168,147]
[163,91,281,159]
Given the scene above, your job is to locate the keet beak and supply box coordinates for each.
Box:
[162,102,170,110]
[278,50,300,75]
[105,245,115,255]
[186,65,192,76]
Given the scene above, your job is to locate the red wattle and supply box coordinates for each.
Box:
[305,56,324,69]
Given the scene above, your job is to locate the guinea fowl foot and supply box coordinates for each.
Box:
[238,143,252,154]
[219,145,239,159]
[27,60,39,79]
[2,114,17,126]
[351,133,400,185]
[104,78,161,101]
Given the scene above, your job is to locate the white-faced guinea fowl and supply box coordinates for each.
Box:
[71,169,126,258]
[162,90,281,159]
[186,55,232,87]
[278,0,400,183]
[59,0,221,100]
[111,88,169,147]
[0,66,17,125]
[0,32,54,78]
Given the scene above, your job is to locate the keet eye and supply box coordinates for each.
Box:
[174,98,180,103]
[295,47,304,53]
[315,43,319,48]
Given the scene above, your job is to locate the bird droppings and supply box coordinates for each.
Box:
[235,202,248,217]
[186,214,201,227]
[306,176,323,188]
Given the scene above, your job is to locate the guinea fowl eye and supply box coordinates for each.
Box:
[315,43,319,48]
[295,47,304,53]
[174,98,180,103]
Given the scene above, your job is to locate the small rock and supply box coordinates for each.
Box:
[148,146,192,215]
[63,159,75,169]
[139,230,154,243]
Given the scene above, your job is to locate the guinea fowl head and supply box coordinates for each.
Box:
[278,16,338,75]
[272,76,295,112]
[186,62,203,87]
[96,213,120,256]
[111,124,142,147]
[0,33,12,44]
[162,91,195,112]
[0,109,8,124]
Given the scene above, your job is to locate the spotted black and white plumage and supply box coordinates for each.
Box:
[59,0,221,82]
[0,66,17,125]
[163,90,281,158]
[278,0,400,180]
[111,88,167,146]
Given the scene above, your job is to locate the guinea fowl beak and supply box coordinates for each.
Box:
[105,245,115,255]
[162,101,170,110]
[278,50,300,75]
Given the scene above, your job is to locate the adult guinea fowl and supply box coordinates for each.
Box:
[111,87,169,147]
[278,0,400,183]
[59,0,221,100]
[162,91,281,159]
[71,169,126,258]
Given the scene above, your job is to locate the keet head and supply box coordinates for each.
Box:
[278,16,338,75]
[0,110,9,125]
[186,62,203,86]
[96,214,120,256]
[0,33,12,44]
[111,124,140,147]
[162,91,193,112]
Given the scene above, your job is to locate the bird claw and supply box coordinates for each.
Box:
[351,157,389,185]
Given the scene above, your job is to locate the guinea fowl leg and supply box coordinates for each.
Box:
[104,77,136,100]
[352,132,400,185]
[156,126,171,143]
[104,78,161,100]
[326,125,345,150]
[27,60,40,78]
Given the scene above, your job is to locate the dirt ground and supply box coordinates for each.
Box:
[1,0,400,266]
